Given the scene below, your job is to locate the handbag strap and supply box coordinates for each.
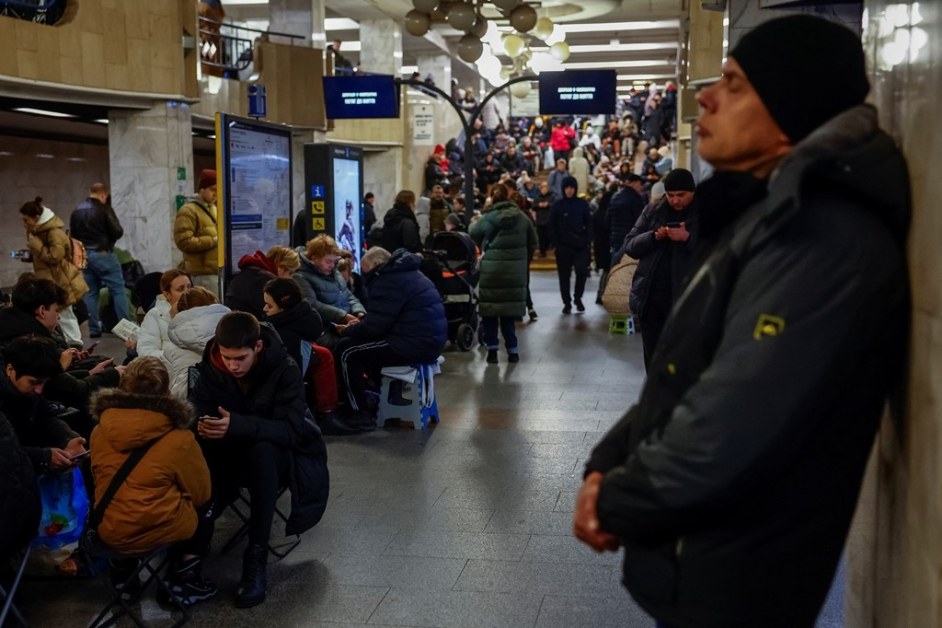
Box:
[87,437,161,531]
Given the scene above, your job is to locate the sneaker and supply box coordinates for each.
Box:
[575,298,585,312]
[528,309,538,322]
[486,350,498,364]
[562,304,572,314]
[595,295,603,305]
[508,353,520,363]
[158,557,217,608]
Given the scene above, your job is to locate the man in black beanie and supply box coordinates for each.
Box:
[575,14,910,628]
[621,168,700,368]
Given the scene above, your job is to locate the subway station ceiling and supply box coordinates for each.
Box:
[225,0,687,90]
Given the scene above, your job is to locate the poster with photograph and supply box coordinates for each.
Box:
[333,157,361,270]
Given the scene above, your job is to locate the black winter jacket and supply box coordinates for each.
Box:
[343,249,446,362]
[0,413,40,563]
[585,106,910,628]
[190,324,329,535]
[382,203,423,253]
[266,302,325,371]
[70,197,124,252]
[0,363,78,473]
[607,186,646,251]
[548,177,591,248]
[624,197,700,318]
[0,307,121,414]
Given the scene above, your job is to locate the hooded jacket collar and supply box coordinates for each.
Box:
[90,389,194,450]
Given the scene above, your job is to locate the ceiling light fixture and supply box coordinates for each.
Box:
[404,1,567,66]
[13,107,77,118]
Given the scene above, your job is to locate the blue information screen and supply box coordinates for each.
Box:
[323,75,400,119]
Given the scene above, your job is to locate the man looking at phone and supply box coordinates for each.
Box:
[189,312,325,609]
[0,335,86,474]
[622,168,700,368]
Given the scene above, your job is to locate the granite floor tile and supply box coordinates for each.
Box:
[521,534,623,566]
[383,530,530,561]
[535,592,655,627]
[304,524,401,555]
[436,487,563,512]
[454,559,622,597]
[369,589,544,627]
[484,510,575,535]
[317,554,467,590]
[356,506,496,532]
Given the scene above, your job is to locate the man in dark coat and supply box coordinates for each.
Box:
[532,182,556,257]
[606,174,646,256]
[70,182,129,336]
[381,190,423,253]
[574,16,910,628]
[190,312,328,609]
[336,247,446,423]
[548,176,592,313]
[623,168,700,368]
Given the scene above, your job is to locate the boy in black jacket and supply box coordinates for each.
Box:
[190,312,327,608]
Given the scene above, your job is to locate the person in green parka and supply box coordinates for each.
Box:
[470,182,538,364]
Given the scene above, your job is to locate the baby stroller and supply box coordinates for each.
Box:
[426,231,480,351]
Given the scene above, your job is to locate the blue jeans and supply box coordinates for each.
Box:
[82,249,130,334]
[482,316,518,352]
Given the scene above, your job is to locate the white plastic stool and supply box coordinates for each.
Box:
[377,359,443,429]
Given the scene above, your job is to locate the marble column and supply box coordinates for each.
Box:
[416,52,451,96]
[269,0,325,46]
[108,102,193,275]
[359,19,404,213]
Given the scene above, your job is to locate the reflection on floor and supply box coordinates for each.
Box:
[17,269,843,627]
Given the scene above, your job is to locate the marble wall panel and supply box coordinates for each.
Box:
[358,19,402,76]
[847,2,942,626]
[0,137,108,288]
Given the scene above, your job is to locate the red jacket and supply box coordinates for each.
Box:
[550,125,575,152]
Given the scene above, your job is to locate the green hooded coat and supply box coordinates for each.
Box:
[470,201,537,317]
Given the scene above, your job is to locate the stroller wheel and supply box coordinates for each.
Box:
[456,323,475,351]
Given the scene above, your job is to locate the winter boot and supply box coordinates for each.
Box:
[158,556,217,608]
[235,543,268,609]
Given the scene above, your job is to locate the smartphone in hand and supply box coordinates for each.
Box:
[69,449,90,461]
[84,340,100,354]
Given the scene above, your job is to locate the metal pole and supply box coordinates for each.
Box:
[398,75,537,225]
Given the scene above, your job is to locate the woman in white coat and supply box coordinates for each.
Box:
[133,269,192,360]
[164,287,230,398]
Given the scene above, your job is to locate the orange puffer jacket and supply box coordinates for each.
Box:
[89,389,210,555]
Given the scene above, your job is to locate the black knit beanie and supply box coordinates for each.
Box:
[663,168,696,192]
[729,15,870,143]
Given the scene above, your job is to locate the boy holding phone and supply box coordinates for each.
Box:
[623,168,701,368]
[0,335,86,473]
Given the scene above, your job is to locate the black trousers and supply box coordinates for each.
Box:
[186,439,290,553]
[640,293,671,369]
[555,245,590,304]
[536,224,550,255]
[337,339,411,412]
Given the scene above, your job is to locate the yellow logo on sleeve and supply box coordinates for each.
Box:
[753,314,785,340]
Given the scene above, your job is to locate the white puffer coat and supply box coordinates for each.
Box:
[165,303,230,398]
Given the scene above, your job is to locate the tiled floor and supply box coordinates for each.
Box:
[16,269,843,626]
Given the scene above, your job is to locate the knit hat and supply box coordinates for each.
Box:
[729,15,869,143]
[662,168,696,192]
[650,181,666,200]
[198,169,216,191]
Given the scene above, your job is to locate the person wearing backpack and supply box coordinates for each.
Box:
[70,182,130,339]
[19,198,89,346]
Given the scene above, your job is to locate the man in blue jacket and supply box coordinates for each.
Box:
[336,247,446,425]
[574,16,910,627]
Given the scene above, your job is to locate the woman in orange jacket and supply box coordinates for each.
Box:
[90,357,216,606]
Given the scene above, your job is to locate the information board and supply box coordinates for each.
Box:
[217,114,292,279]
[538,70,617,115]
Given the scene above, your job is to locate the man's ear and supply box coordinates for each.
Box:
[6,363,16,381]
[255,339,264,354]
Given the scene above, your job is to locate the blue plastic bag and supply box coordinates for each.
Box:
[32,468,89,548]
